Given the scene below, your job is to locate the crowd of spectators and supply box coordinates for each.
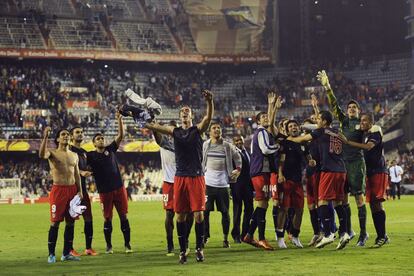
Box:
[0,59,409,140]
[0,156,162,197]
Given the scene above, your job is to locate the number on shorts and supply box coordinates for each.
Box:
[162,194,169,203]
[51,204,56,213]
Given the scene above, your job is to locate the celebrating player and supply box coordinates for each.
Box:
[145,89,213,264]
[69,126,98,256]
[87,111,132,254]
[39,127,83,263]
[339,114,389,248]
[318,70,368,246]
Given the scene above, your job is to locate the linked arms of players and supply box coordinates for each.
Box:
[338,133,375,151]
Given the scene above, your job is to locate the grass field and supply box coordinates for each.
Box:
[1,196,414,275]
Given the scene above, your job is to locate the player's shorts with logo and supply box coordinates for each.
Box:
[99,186,128,220]
[306,172,320,205]
[366,173,389,203]
[174,176,206,213]
[205,186,229,212]
[282,180,304,209]
[318,172,346,201]
[251,172,278,201]
[162,181,174,210]
[49,184,78,223]
[345,159,366,195]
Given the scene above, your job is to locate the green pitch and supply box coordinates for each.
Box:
[1,197,414,275]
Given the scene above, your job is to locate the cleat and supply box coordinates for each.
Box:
[166,250,175,257]
[61,253,81,261]
[356,233,369,247]
[233,236,242,244]
[105,246,114,254]
[316,233,335,249]
[178,251,187,264]
[223,240,230,248]
[243,234,260,248]
[292,237,303,248]
[258,239,274,250]
[47,254,56,264]
[348,230,356,241]
[277,238,287,249]
[308,235,319,247]
[203,237,209,246]
[336,232,351,250]
[185,247,190,257]
[315,233,324,245]
[70,249,81,257]
[125,244,133,254]
[195,248,205,262]
[372,236,389,248]
[84,248,98,256]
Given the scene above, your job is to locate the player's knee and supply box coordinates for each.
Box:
[119,214,127,221]
[193,211,204,223]
[176,212,186,222]
[50,222,60,227]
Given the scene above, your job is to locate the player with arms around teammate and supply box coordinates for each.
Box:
[153,120,194,256]
[69,126,98,256]
[318,70,368,246]
[287,111,350,250]
[87,111,132,254]
[145,89,213,264]
[39,127,83,263]
[340,114,389,248]
[202,122,242,248]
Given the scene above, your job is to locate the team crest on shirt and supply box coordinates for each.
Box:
[301,145,305,152]
[104,151,109,156]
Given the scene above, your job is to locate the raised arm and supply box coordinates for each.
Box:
[197,89,214,133]
[115,111,124,146]
[39,126,52,159]
[317,70,346,122]
[145,122,174,136]
[311,93,320,116]
[268,93,282,136]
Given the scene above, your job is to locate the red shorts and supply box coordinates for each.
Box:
[251,173,278,201]
[306,172,320,205]
[318,172,346,201]
[271,172,279,200]
[366,173,389,203]
[81,192,92,219]
[49,184,78,223]
[282,180,304,209]
[174,176,206,213]
[162,181,174,210]
[99,186,128,220]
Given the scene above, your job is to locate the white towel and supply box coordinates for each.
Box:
[125,88,162,115]
[69,194,87,219]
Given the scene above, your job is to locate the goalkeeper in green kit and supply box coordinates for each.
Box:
[317,70,369,246]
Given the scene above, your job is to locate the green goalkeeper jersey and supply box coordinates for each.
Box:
[326,88,364,161]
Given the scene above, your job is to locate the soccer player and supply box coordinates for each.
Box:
[69,126,98,256]
[318,70,368,246]
[153,120,194,256]
[39,127,83,263]
[287,110,350,250]
[243,93,282,250]
[277,120,315,249]
[230,135,254,244]
[202,122,242,248]
[145,89,213,264]
[339,114,389,247]
[86,111,132,254]
[389,160,403,200]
